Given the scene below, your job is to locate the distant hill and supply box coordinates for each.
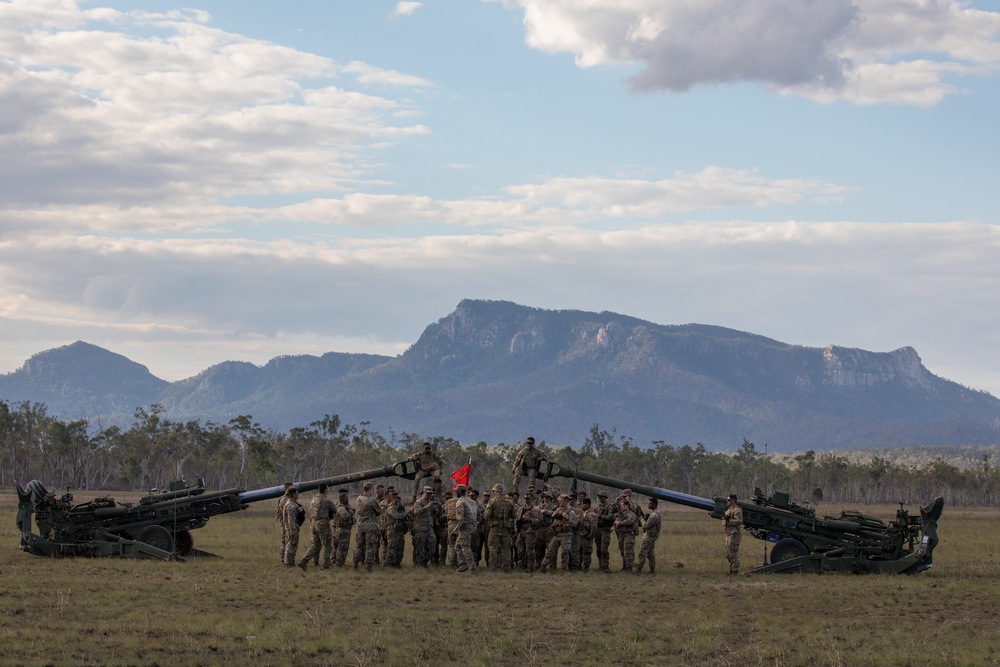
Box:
[2,299,999,451]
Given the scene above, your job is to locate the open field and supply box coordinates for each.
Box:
[2,489,999,667]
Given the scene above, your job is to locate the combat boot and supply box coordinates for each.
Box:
[297,560,308,571]
[366,563,373,572]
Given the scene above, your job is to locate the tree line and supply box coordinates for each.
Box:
[1,399,996,507]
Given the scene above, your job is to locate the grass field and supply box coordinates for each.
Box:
[1,489,999,667]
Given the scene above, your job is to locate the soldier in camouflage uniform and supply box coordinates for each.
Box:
[282,489,303,567]
[332,488,355,567]
[469,489,484,567]
[409,442,444,503]
[634,498,661,575]
[595,491,615,573]
[541,494,577,572]
[408,486,437,567]
[578,497,598,572]
[444,490,462,568]
[275,482,294,563]
[535,491,556,569]
[723,493,742,575]
[477,490,490,566]
[298,484,335,570]
[569,491,582,571]
[515,487,541,571]
[383,489,408,567]
[453,485,479,573]
[374,484,386,565]
[614,497,639,572]
[353,482,382,572]
[484,483,515,572]
[511,437,546,493]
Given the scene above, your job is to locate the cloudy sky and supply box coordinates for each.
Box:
[2,0,999,397]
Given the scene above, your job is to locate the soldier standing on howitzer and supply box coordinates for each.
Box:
[409,442,444,503]
[408,486,437,566]
[595,491,614,573]
[515,486,541,572]
[282,488,304,567]
[298,483,335,570]
[614,497,639,572]
[382,489,408,567]
[540,493,578,572]
[333,487,355,567]
[453,484,479,573]
[276,482,294,563]
[723,493,743,576]
[353,482,382,572]
[511,436,546,494]
[634,498,661,575]
[484,483,515,572]
[578,497,598,572]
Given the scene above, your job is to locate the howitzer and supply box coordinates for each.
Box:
[15,460,420,561]
[539,462,943,574]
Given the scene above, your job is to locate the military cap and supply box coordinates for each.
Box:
[492,483,504,493]
[558,493,570,500]
[338,487,349,494]
[363,482,373,490]
[507,491,517,498]
[622,489,632,496]
[454,484,467,491]
[423,486,434,493]
[541,491,553,498]
[597,491,608,498]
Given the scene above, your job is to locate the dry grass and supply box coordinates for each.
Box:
[1,490,999,666]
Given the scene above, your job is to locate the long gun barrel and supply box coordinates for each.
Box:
[239,461,419,503]
[543,462,718,512]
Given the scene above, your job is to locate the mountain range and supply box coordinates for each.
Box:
[2,299,999,451]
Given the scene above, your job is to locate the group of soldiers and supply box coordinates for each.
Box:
[275,439,743,576]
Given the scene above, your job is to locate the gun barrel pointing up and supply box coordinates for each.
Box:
[546,463,717,512]
[238,461,419,504]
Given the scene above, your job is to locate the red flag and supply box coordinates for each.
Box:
[449,463,471,490]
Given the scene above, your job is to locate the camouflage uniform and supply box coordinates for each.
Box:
[299,491,335,569]
[535,495,556,569]
[409,444,444,502]
[408,491,437,566]
[282,495,304,567]
[383,495,408,567]
[614,503,639,572]
[433,497,449,566]
[579,504,598,571]
[595,494,614,572]
[332,495,355,566]
[353,491,382,571]
[541,497,577,571]
[511,440,546,492]
[454,492,479,572]
[515,496,542,571]
[444,495,460,568]
[724,502,743,575]
[635,508,660,574]
[276,491,291,562]
[484,489,515,571]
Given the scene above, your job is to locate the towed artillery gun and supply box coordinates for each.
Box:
[15,460,419,561]
[539,462,943,574]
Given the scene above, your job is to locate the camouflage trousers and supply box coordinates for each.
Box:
[726,531,741,573]
[570,531,581,570]
[596,529,612,571]
[282,527,299,566]
[411,529,436,566]
[543,531,573,570]
[385,529,406,566]
[333,526,352,566]
[635,536,657,573]
[454,528,476,571]
[446,522,460,567]
[353,528,379,566]
[511,466,537,494]
[580,534,595,571]
[434,527,448,565]
[617,530,636,571]
[536,529,552,569]
[515,529,537,571]
[488,526,513,571]
[300,522,333,567]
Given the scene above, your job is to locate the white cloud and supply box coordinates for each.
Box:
[498,0,1000,105]
[393,2,424,18]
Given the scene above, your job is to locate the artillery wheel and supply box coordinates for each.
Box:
[136,525,174,553]
[770,538,808,564]
[173,530,194,557]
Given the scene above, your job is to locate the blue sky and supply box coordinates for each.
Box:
[2,0,1000,400]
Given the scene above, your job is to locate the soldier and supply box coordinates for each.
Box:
[595,491,614,573]
[332,488,355,567]
[298,483,335,570]
[568,490,582,571]
[444,489,461,568]
[514,486,541,572]
[634,498,661,575]
[723,493,743,575]
[374,484,386,565]
[535,491,556,569]
[614,497,639,572]
[578,497,598,572]
[511,437,547,493]
[436,490,452,567]
[383,489,408,567]
[476,489,491,566]
[453,485,479,573]
[484,483,515,572]
[408,486,437,567]
[469,488,485,567]
[353,482,382,572]
[282,488,303,567]
[540,494,577,572]
[275,482,294,563]
[409,442,444,502]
